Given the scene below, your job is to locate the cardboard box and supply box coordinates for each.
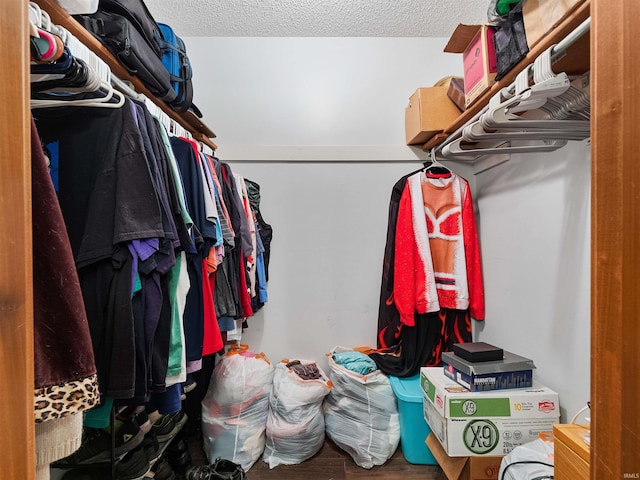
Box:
[423,396,557,457]
[522,0,586,49]
[444,24,497,108]
[405,87,461,145]
[447,77,466,112]
[421,368,559,457]
[426,433,502,480]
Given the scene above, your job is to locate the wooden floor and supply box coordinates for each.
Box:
[188,438,445,480]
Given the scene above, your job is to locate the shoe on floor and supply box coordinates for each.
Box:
[182,459,245,480]
[167,438,192,475]
[116,445,151,480]
[151,457,176,480]
[208,458,246,480]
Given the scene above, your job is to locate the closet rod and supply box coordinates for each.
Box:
[435,17,591,157]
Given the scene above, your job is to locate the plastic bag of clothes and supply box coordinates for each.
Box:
[262,359,332,468]
[201,345,274,471]
[499,436,555,480]
[323,346,400,469]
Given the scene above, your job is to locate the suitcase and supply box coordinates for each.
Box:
[77,10,176,102]
[158,23,193,113]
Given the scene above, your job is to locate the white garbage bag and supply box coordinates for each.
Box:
[323,347,400,469]
[499,436,555,480]
[201,345,274,471]
[262,360,332,468]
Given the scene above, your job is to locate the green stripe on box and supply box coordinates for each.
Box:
[421,372,436,402]
[449,397,511,417]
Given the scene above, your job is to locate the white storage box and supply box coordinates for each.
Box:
[420,367,559,457]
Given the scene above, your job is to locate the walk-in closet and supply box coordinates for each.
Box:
[1,1,638,479]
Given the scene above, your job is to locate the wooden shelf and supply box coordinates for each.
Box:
[422,0,591,151]
[32,0,218,151]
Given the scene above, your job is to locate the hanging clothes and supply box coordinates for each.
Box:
[31,115,101,476]
[372,169,484,376]
[34,99,164,399]
[31,115,100,419]
[394,171,484,322]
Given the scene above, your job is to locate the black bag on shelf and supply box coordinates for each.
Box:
[97,0,165,57]
[493,1,529,81]
[158,23,194,113]
[77,10,177,102]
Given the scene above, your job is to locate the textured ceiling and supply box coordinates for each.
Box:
[143,0,489,37]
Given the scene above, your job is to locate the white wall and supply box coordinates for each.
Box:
[186,37,591,421]
[185,37,461,161]
[229,161,416,364]
[474,142,591,421]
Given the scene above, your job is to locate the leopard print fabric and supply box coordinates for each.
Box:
[34,374,100,423]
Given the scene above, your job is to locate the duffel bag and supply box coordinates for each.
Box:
[98,0,164,57]
[158,23,193,113]
[77,10,177,102]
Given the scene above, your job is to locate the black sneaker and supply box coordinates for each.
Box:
[115,445,151,480]
[169,410,188,431]
[182,459,245,480]
[183,465,212,480]
[112,416,145,457]
[58,447,151,480]
[151,457,176,480]
[208,458,246,480]
[141,431,160,464]
[167,438,192,475]
[152,411,188,443]
[54,428,112,465]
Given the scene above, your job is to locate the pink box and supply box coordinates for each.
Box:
[444,25,498,108]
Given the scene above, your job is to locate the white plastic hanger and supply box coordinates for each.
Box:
[31,82,125,108]
[442,137,569,160]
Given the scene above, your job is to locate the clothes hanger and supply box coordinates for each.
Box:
[462,120,588,142]
[480,46,589,132]
[423,148,452,178]
[442,137,568,161]
[31,82,126,109]
[458,62,586,145]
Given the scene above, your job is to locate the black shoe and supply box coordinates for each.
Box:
[115,445,151,480]
[151,457,176,480]
[209,458,246,480]
[142,431,161,464]
[182,459,245,480]
[113,416,145,457]
[167,438,192,475]
[54,428,112,465]
[153,411,188,443]
[182,465,212,480]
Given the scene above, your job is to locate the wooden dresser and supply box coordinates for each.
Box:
[554,424,590,480]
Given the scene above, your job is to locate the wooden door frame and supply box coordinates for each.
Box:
[591,0,640,478]
[0,1,34,478]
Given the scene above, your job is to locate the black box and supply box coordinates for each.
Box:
[451,342,504,363]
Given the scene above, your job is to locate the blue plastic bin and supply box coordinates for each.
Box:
[389,374,438,465]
